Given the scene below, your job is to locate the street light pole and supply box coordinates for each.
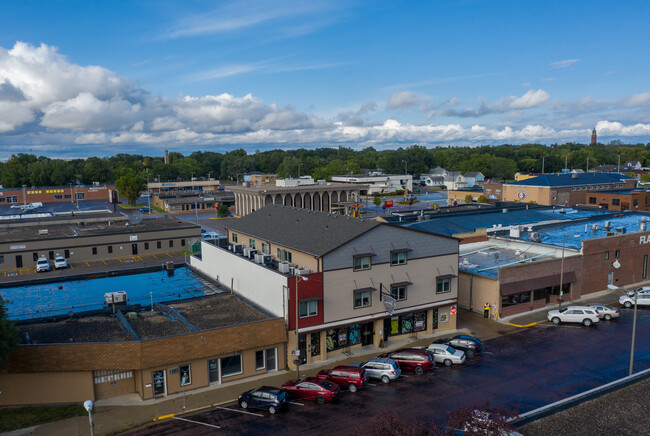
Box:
[146,170,151,214]
[629,276,638,376]
[84,400,95,436]
[558,235,566,309]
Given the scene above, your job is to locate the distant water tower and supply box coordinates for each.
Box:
[164,149,169,164]
[590,128,597,145]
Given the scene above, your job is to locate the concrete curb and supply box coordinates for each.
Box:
[511,367,650,427]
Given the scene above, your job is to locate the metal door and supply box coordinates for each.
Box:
[16,255,22,268]
[132,243,138,255]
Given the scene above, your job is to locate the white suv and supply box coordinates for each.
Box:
[36,257,51,272]
[547,306,600,326]
[619,294,650,308]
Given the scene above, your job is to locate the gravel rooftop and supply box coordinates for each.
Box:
[19,315,133,343]
[520,377,650,436]
[127,310,190,340]
[169,294,270,330]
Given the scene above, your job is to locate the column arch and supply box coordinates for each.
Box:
[304,192,312,210]
[313,192,322,211]
[294,193,303,208]
[322,191,330,212]
[265,194,273,206]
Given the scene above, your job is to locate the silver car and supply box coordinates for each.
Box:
[351,357,401,383]
[619,294,650,308]
[626,287,650,298]
[587,303,620,320]
[547,306,599,326]
[422,343,466,366]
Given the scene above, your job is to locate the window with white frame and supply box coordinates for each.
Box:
[354,290,371,308]
[391,285,407,301]
[231,233,238,243]
[354,256,371,271]
[436,278,451,294]
[221,354,242,377]
[261,242,270,254]
[391,251,407,266]
[299,300,318,318]
[255,350,265,370]
[249,238,256,249]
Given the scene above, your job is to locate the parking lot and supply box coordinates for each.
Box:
[125,308,650,435]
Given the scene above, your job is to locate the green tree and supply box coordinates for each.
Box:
[114,169,146,205]
[641,173,650,182]
[217,204,230,217]
[478,195,487,203]
[373,196,381,206]
[464,194,473,203]
[0,296,18,367]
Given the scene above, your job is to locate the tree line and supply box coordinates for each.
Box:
[1,142,649,189]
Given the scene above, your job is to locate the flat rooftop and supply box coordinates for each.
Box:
[228,183,360,194]
[405,207,610,236]
[0,215,199,244]
[518,212,650,249]
[18,293,273,344]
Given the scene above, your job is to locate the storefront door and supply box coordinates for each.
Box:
[16,255,22,268]
[152,370,166,397]
[208,359,220,383]
[361,322,374,346]
[298,334,307,364]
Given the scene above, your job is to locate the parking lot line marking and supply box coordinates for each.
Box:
[214,406,264,417]
[288,401,304,406]
[367,383,377,386]
[400,375,410,377]
[172,416,221,429]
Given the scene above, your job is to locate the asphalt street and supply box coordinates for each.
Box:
[124,309,650,435]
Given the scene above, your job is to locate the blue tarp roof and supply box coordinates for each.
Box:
[507,172,633,187]
[405,207,608,236]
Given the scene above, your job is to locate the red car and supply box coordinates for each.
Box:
[281,377,341,404]
[379,348,435,374]
[316,365,369,393]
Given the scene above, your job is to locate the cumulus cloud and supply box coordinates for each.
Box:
[550,59,580,68]
[443,89,549,118]
[0,41,649,155]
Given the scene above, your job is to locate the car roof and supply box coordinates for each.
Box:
[367,357,396,364]
[394,348,430,354]
[331,365,363,371]
[566,305,596,310]
[255,386,282,393]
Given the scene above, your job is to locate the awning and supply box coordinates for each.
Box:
[353,252,376,257]
[353,286,377,293]
[437,274,458,280]
[299,296,323,302]
[390,281,413,287]
[390,248,413,253]
[500,271,577,296]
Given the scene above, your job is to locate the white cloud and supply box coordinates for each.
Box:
[386,91,422,110]
[550,59,580,68]
[443,89,549,118]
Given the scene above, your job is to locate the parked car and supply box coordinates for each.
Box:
[547,306,600,326]
[139,206,151,212]
[54,256,68,269]
[420,343,466,366]
[36,257,50,272]
[587,303,620,320]
[378,348,434,374]
[281,377,341,404]
[626,287,650,298]
[201,231,220,240]
[619,294,650,308]
[350,357,401,383]
[434,334,482,358]
[238,386,288,414]
[316,365,368,392]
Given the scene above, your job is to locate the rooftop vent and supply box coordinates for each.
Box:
[38,229,48,235]
[572,173,579,179]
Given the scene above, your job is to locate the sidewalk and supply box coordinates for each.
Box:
[10,314,511,436]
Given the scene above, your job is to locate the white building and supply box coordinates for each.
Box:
[331,172,413,195]
[275,176,316,187]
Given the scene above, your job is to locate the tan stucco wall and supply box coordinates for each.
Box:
[501,185,551,204]
[0,371,94,405]
[228,230,320,272]
[458,272,499,313]
[322,254,458,324]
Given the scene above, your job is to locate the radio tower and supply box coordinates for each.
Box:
[590,128,597,145]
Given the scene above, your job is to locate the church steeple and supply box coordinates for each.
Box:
[591,128,597,145]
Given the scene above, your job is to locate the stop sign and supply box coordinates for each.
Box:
[450,306,457,315]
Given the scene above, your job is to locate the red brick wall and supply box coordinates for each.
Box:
[288,272,324,330]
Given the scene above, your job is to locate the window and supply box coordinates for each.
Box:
[169,240,174,248]
[354,291,371,308]
[486,188,492,194]
[221,355,242,377]
[0,255,3,264]
[634,199,639,207]
[92,247,97,255]
[54,195,63,200]
[6,196,17,203]
[612,198,620,206]
[604,251,609,260]
[644,255,648,280]
[437,278,451,294]
[49,251,54,260]
[157,241,161,249]
[277,248,292,262]
[299,300,318,318]
[495,189,501,194]
[391,251,407,266]
[76,193,85,200]
[249,239,256,249]
[266,348,277,371]
[33,253,38,262]
[64,194,72,199]
[106,246,112,254]
[144,242,149,250]
[589,197,597,204]
[255,350,265,370]
[353,256,371,271]
[232,233,238,243]
[181,239,185,247]
[179,364,191,386]
[64,249,70,258]
[391,285,407,301]
[615,250,620,258]
[261,243,270,254]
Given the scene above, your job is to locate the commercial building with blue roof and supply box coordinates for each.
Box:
[500,172,636,206]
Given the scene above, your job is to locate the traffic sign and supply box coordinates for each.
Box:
[450,305,457,315]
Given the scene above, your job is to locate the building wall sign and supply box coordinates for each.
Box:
[129,235,138,241]
[640,235,650,245]
[516,190,527,199]
[10,244,26,250]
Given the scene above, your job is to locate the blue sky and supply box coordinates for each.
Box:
[0,0,649,158]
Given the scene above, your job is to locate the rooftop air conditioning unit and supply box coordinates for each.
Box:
[254,254,272,264]
[38,229,48,235]
[232,244,243,254]
[108,221,114,226]
[289,266,296,275]
[243,248,257,259]
[279,262,291,273]
[296,268,311,276]
[104,291,127,304]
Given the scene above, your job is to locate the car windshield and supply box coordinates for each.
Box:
[320,380,335,390]
[276,391,286,401]
[558,308,568,313]
[446,346,456,354]
[37,260,47,264]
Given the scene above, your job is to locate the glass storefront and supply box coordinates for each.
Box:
[384,311,428,337]
[324,322,371,352]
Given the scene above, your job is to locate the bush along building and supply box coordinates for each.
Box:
[191,204,459,368]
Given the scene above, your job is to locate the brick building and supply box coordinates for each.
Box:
[0,184,113,205]
[0,294,286,405]
[585,189,650,211]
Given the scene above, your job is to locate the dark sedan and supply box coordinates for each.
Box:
[434,334,482,358]
[238,386,288,414]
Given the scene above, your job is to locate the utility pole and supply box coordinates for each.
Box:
[542,156,545,174]
[618,155,621,173]
[629,274,638,375]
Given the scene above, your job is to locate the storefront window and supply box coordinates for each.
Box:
[501,291,531,307]
[384,311,427,337]
[310,333,321,356]
[221,355,242,377]
[348,324,362,346]
[179,364,191,386]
